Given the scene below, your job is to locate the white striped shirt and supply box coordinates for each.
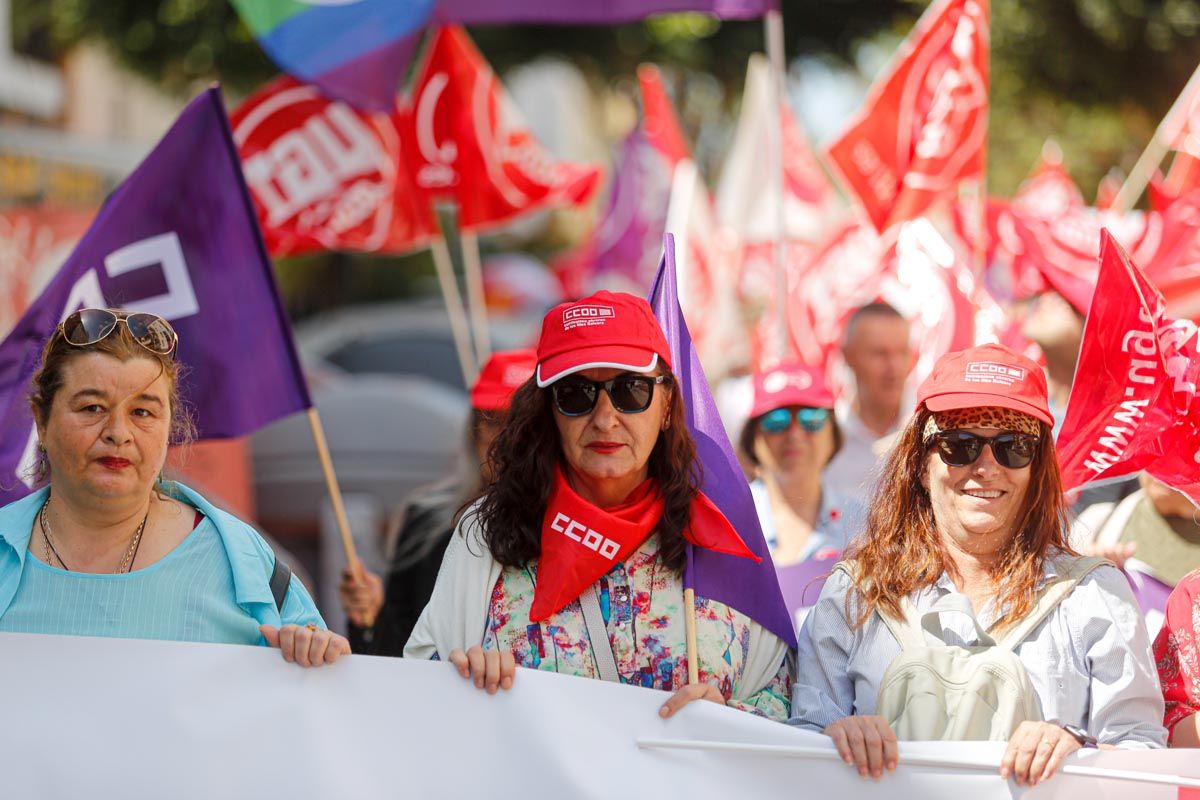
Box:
[790,554,1167,747]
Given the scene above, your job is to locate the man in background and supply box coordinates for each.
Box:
[823,302,912,504]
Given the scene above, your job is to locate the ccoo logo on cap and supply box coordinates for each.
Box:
[916,343,1053,425]
[535,291,673,387]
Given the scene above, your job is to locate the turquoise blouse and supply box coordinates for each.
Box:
[0,482,323,644]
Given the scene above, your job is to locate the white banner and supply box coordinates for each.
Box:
[1,631,1197,799]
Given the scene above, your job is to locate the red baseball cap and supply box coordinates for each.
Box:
[916,343,1053,425]
[535,291,672,387]
[749,361,835,418]
[470,349,537,411]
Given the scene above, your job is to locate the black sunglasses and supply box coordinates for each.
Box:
[929,430,1040,470]
[551,374,670,416]
[58,308,178,356]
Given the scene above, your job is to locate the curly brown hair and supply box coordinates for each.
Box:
[844,405,1073,630]
[473,370,699,574]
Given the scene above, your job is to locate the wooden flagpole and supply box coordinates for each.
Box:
[429,219,478,385]
[460,229,492,364]
[683,587,700,685]
[306,407,357,565]
[1112,62,1200,213]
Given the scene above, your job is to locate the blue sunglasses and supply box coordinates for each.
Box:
[759,407,831,434]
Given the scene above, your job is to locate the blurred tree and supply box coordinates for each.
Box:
[14,0,1200,317]
[14,0,1200,196]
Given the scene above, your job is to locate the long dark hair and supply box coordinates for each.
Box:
[474,371,700,574]
[845,406,1073,630]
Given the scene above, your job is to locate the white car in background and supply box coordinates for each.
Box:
[249,299,538,623]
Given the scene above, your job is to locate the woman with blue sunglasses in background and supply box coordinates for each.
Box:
[406,291,793,720]
[739,362,865,568]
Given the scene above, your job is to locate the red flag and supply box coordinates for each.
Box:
[231,76,436,257]
[402,26,601,233]
[1056,230,1200,504]
[637,64,690,168]
[825,0,989,232]
[779,218,979,387]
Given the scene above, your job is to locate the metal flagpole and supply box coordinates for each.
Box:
[764,9,789,362]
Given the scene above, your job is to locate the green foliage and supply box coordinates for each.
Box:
[14,0,1200,311]
[11,0,275,95]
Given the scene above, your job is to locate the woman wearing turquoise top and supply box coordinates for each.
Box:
[0,308,349,667]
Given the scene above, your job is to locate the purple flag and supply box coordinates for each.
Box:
[437,0,776,25]
[776,551,841,634]
[589,130,674,290]
[0,86,311,502]
[647,233,796,648]
[1125,564,1173,623]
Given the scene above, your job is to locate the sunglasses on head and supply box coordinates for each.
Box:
[551,374,670,416]
[759,406,830,434]
[58,308,178,356]
[929,430,1040,469]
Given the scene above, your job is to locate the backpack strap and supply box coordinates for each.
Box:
[269,556,292,614]
[878,596,929,651]
[994,556,1110,650]
[832,561,927,651]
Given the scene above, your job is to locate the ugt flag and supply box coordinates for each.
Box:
[231,75,436,258]
[0,87,312,502]
[826,0,989,232]
[648,234,796,647]
[1056,230,1200,506]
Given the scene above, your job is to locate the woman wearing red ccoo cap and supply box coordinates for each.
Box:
[791,344,1165,784]
[406,292,793,720]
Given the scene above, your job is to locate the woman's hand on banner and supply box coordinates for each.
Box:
[824,716,898,780]
[658,683,725,719]
[449,645,515,694]
[999,721,1081,787]
[261,624,351,667]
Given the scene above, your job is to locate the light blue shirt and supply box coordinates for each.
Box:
[789,553,1167,747]
[750,480,866,562]
[0,482,323,645]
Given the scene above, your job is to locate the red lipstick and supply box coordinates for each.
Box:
[586,442,622,454]
[97,457,131,470]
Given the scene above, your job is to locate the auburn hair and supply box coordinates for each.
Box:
[844,405,1073,630]
[473,370,699,574]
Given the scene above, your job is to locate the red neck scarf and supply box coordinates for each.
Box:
[530,466,759,621]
